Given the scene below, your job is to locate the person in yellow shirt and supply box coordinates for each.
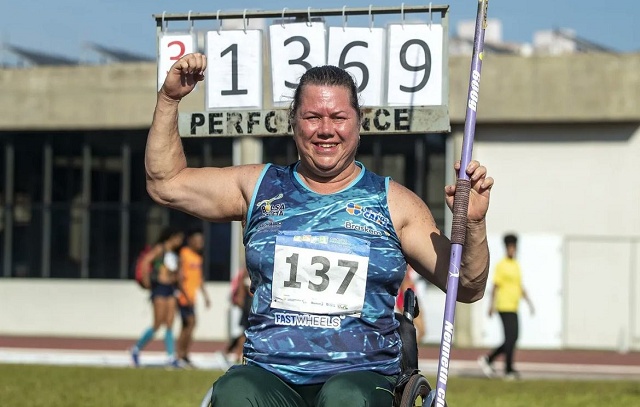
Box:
[478,233,534,380]
[176,228,210,367]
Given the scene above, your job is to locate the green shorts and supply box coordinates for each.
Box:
[210,364,396,407]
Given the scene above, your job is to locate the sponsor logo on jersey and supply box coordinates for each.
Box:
[345,202,390,227]
[344,202,391,237]
[257,220,282,231]
[274,312,342,329]
[344,221,383,236]
[346,202,363,215]
[362,208,390,227]
[256,193,285,216]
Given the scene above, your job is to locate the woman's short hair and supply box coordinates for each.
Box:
[288,65,361,127]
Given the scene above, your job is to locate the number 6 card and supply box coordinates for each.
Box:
[327,26,385,107]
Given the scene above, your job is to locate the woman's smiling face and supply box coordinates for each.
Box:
[292,84,361,179]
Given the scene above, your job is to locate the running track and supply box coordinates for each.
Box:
[1,336,639,380]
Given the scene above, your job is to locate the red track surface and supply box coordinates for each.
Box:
[2,335,639,367]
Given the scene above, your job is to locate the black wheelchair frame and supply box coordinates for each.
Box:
[393,288,440,407]
[200,288,439,407]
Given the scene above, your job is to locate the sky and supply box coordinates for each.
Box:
[1,0,638,62]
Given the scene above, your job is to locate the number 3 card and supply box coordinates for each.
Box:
[269,22,327,105]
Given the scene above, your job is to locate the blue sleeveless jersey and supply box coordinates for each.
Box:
[243,162,407,385]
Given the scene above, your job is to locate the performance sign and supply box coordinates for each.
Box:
[178,106,450,137]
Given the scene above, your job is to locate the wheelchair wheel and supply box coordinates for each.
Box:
[398,374,446,407]
[199,386,213,407]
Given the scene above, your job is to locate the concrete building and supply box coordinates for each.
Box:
[1,49,639,351]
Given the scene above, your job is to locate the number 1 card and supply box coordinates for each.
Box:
[205,30,263,109]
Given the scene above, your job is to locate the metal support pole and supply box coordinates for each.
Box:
[41,142,52,278]
[80,143,91,279]
[119,142,131,279]
[3,143,14,277]
[154,5,450,24]
[414,136,425,199]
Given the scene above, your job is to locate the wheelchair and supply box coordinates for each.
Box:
[392,287,444,407]
[200,288,440,407]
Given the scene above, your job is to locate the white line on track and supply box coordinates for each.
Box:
[3,348,640,379]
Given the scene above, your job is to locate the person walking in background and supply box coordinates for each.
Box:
[478,233,534,380]
[176,228,211,368]
[130,226,184,368]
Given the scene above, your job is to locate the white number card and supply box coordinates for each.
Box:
[327,27,386,107]
[386,24,444,106]
[158,33,196,91]
[269,22,327,105]
[272,232,369,316]
[205,30,263,109]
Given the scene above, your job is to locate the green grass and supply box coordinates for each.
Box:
[0,364,222,407]
[0,364,639,407]
[444,377,640,407]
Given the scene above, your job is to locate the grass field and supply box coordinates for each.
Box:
[1,364,639,407]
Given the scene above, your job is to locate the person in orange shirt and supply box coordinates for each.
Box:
[176,228,210,367]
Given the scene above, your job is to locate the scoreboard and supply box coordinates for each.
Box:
[154,5,451,136]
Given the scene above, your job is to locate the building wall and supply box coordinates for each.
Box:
[0,279,232,341]
[476,123,640,237]
[2,53,640,350]
[2,53,640,131]
[467,123,640,351]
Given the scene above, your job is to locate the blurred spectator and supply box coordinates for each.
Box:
[130,226,184,367]
[478,233,534,380]
[226,266,253,364]
[176,228,210,368]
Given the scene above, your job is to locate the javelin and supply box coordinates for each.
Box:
[431,1,490,406]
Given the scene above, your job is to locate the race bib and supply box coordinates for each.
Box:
[272,231,370,315]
